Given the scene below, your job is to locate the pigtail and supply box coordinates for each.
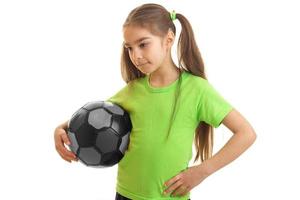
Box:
[176,13,214,163]
[176,14,206,78]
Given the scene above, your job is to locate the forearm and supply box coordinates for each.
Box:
[200,129,256,176]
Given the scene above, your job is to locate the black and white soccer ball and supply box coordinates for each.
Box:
[67,101,132,167]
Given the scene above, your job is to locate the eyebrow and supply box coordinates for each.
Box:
[124,37,150,46]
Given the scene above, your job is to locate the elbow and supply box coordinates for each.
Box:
[250,130,257,145]
[236,126,257,146]
[246,127,257,146]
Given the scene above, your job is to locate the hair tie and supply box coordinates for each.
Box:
[170,10,176,21]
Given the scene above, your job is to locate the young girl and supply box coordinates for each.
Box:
[54,3,256,200]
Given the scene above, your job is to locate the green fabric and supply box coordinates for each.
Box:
[107,71,233,200]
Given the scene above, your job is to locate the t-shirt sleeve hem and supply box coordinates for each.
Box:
[212,105,234,128]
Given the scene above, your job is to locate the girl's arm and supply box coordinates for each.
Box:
[199,108,257,176]
[163,108,256,197]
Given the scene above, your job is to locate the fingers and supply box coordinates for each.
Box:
[164,174,180,188]
[54,128,78,163]
[61,133,71,145]
[58,144,78,162]
[164,180,182,196]
[172,185,190,197]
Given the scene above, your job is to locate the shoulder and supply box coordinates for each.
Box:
[183,71,210,90]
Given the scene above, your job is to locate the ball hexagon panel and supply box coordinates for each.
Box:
[75,123,97,147]
[69,108,88,133]
[68,131,79,154]
[119,132,130,154]
[103,101,124,115]
[100,151,123,167]
[83,101,104,111]
[124,112,132,129]
[111,114,131,136]
[88,108,112,129]
[78,147,101,166]
[95,128,120,154]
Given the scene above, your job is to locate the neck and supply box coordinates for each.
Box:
[149,61,181,87]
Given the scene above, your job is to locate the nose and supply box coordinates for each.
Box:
[131,48,143,62]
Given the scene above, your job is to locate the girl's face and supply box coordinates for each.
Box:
[123,25,171,75]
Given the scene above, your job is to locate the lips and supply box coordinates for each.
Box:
[137,62,148,67]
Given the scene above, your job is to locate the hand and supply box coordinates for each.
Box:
[163,164,210,197]
[54,125,78,163]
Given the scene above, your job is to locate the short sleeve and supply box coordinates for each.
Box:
[106,84,128,104]
[197,81,233,128]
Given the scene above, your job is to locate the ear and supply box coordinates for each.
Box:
[165,29,175,48]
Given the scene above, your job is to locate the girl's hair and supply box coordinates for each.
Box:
[120,3,213,163]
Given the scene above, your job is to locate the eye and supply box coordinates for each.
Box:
[139,43,148,48]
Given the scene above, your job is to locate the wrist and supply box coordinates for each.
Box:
[197,160,214,177]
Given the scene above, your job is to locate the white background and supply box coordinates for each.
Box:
[1,0,299,199]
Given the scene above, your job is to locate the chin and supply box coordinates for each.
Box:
[138,67,152,75]
[141,71,151,75]
[138,63,158,75]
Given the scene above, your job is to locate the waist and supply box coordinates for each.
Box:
[116,150,190,199]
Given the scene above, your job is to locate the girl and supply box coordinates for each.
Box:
[54,3,256,200]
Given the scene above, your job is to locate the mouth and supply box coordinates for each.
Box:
[136,62,150,74]
[137,62,148,67]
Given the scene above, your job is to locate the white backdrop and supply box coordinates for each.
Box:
[1,0,299,199]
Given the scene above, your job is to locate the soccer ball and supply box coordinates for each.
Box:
[67,100,132,167]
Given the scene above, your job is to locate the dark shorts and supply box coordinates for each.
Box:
[115,192,191,200]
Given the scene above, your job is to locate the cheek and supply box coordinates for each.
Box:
[150,46,166,61]
[155,50,167,63]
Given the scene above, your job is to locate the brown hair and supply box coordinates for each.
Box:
[120,3,213,163]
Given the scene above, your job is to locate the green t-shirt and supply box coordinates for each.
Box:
[107,71,233,200]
